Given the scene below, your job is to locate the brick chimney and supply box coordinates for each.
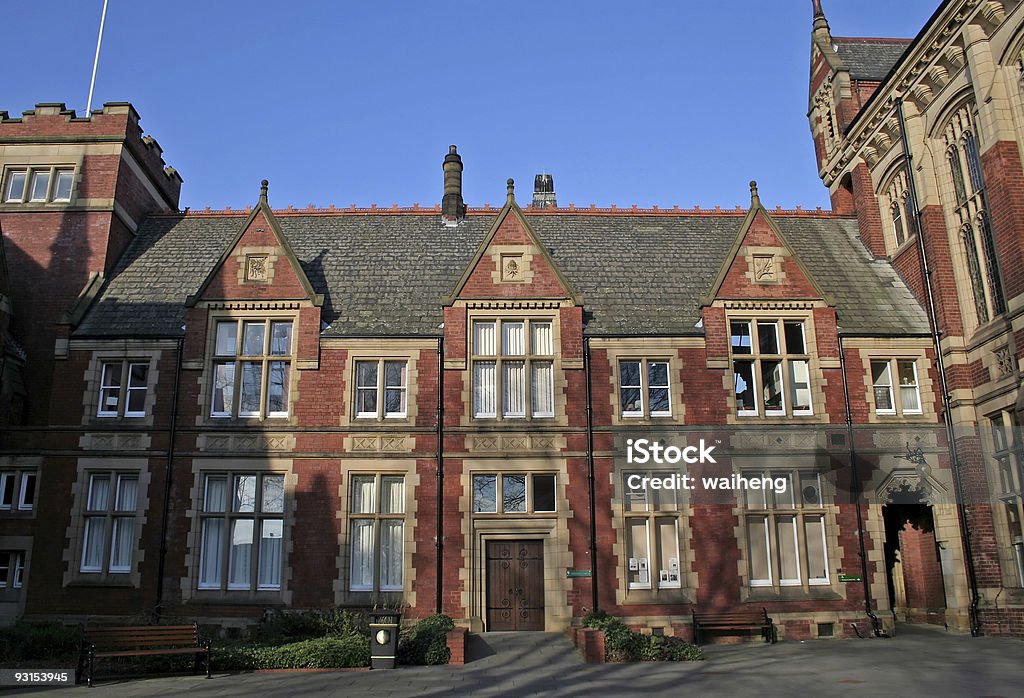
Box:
[533,173,557,209]
[441,145,466,224]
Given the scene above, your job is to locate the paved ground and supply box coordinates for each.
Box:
[8,624,1023,697]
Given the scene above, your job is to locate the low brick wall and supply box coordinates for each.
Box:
[567,627,606,663]
[446,627,468,665]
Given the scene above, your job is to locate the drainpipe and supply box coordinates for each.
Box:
[896,97,982,636]
[838,335,883,637]
[583,337,599,612]
[154,335,184,622]
[436,337,445,614]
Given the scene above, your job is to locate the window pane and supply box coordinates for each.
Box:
[351,476,375,514]
[757,321,779,354]
[380,519,404,590]
[258,519,283,589]
[262,475,285,513]
[964,132,984,192]
[473,321,496,356]
[871,361,894,412]
[109,517,134,572]
[773,472,794,508]
[800,472,823,507]
[0,474,13,508]
[233,475,257,513]
[267,361,289,415]
[502,361,525,417]
[115,476,137,511]
[625,474,648,512]
[228,520,253,589]
[3,171,25,201]
[898,360,920,413]
[239,362,263,415]
[656,518,681,588]
[790,359,811,413]
[652,482,677,511]
[648,361,670,415]
[381,476,405,514]
[12,554,23,588]
[18,473,35,509]
[731,321,752,354]
[891,203,905,246]
[242,321,266,356]
[53,170,73,201]
[805,515,829,583]
[748,516,771,585]
[473,475,497,513]
[349,519,374,590]
[204,476,227,512]
[99,361,122,414]
[81,517,107,572]
[783,321,805,354]
[0,553,9,587]
[270,321,292,355]
[502,475,526,513]
[734,360,756,413]
[949,148,967,202]
[531,361,554,417]
[384,361,407,416]
[211,362,235,415]
[627,519,650,588]
[532,474,556,512]
[473,361,496,417]
[126,364,148,414]
[620,361,642,415]
[215,322,238,356]
[30,171,49,201]
[777,516,800,584]
[87,475,110,510]
[198,519,224,588]
[762,360,784,413]
[531,321,553,355]
[502,321,525,355]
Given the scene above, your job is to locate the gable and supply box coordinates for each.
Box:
[448,203,579,304]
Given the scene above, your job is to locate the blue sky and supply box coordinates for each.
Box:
[2,1,938,211]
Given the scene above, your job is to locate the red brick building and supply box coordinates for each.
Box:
[0,1,1021,639]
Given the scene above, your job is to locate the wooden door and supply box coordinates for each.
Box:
[486,540,545,631]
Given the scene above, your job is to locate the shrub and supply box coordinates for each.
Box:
[397,614,454,665]
[256,609,368,644]
[0,622,78,664]
[580,612,703,662]
[215,634,370,670]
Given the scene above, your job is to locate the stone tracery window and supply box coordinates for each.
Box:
[884,168,914,249]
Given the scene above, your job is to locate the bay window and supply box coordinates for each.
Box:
[472,319,554,419]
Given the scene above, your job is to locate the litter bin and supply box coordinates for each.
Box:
[368,610,401,669]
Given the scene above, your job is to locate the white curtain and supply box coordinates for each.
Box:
[790,360,812,413]
[87,474,110,510]
[109,517,134,572]
[351,476,375,514]
[531,361,554,417]
[80,517,106,572]
[198,519,224,588]
[502,361,525,417]
[777,516,801,585]
[473,362,496,417]
[258,519,283,589]
[205,476,227,512]
[748,516,771,585]
[531,322,552,355]
[805,515,829,584]
[350,519,374,590]
[115,476,137,511]
[502,322,524,355]
[473,321,496,356]
[380,520,404,590]
[228,519,253,589]
[381,477,404,514]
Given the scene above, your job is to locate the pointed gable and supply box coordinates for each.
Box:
[187,183,321,307]
[447,182,580,305]
[704,185,832,305]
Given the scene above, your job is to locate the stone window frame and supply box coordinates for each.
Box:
[181,458,295,604]
[470,472,559,516]
[732,457,844,602]
[728,313,817,419]
[855,343,935,424]
[0,536,31,611]
[468,313,559,423]
[352,358,409,421]
[986,410,1024,588]
[63,458,151,588]
[600,339,689,426]
[201,310,299,425]
[1,163,76,204]
[0,468,37,516]
[869,358,923,417]
[335,461,418,607]
[345,472,407,593]
[879,164,915,254]
[82,348,162,427]
[616,358,673,419]
[610,461,696,605]
[333,341,425,428]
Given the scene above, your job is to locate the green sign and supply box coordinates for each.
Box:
[838,574,862,583]
[566,569,592,578]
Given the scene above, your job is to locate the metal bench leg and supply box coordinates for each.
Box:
[206,651,212,679]
[88,651,94,688]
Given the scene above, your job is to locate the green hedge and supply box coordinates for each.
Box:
[0,622,79,664]
[216,634,370,670]
[397,614,454,665]
[582,611,703,662]
[256,609,369,643]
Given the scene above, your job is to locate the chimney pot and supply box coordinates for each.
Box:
[533,173,557,209]
[441,145,466,223]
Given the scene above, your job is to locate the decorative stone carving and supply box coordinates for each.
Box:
[995,346,1014,377]
[245,255,269,281]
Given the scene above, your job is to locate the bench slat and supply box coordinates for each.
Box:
[78,623,211,687]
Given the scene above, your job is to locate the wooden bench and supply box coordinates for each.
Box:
[692,608,776,645]
[77,623,211,687]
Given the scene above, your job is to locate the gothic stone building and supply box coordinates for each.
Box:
[0,0,1022,639]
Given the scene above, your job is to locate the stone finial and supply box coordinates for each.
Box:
[507,178,515,203]
[260,179,269,204]
[749,180,760,207]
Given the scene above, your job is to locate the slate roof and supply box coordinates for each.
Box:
[73,209,930,339]
[833,38,912,81]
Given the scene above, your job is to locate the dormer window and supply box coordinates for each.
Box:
[471,319,554,419]
[210,318,293,419]
[731,318,812,417]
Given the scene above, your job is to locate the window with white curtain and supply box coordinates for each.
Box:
[349,474,405,592]
[472,319,554,419]
[744,470,830,589]
[210,319,293,419]
[197,473,285,591]
[870,359,922,416]
[79,472,139,574]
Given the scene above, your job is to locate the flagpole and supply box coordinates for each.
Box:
[85,0,109,117]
